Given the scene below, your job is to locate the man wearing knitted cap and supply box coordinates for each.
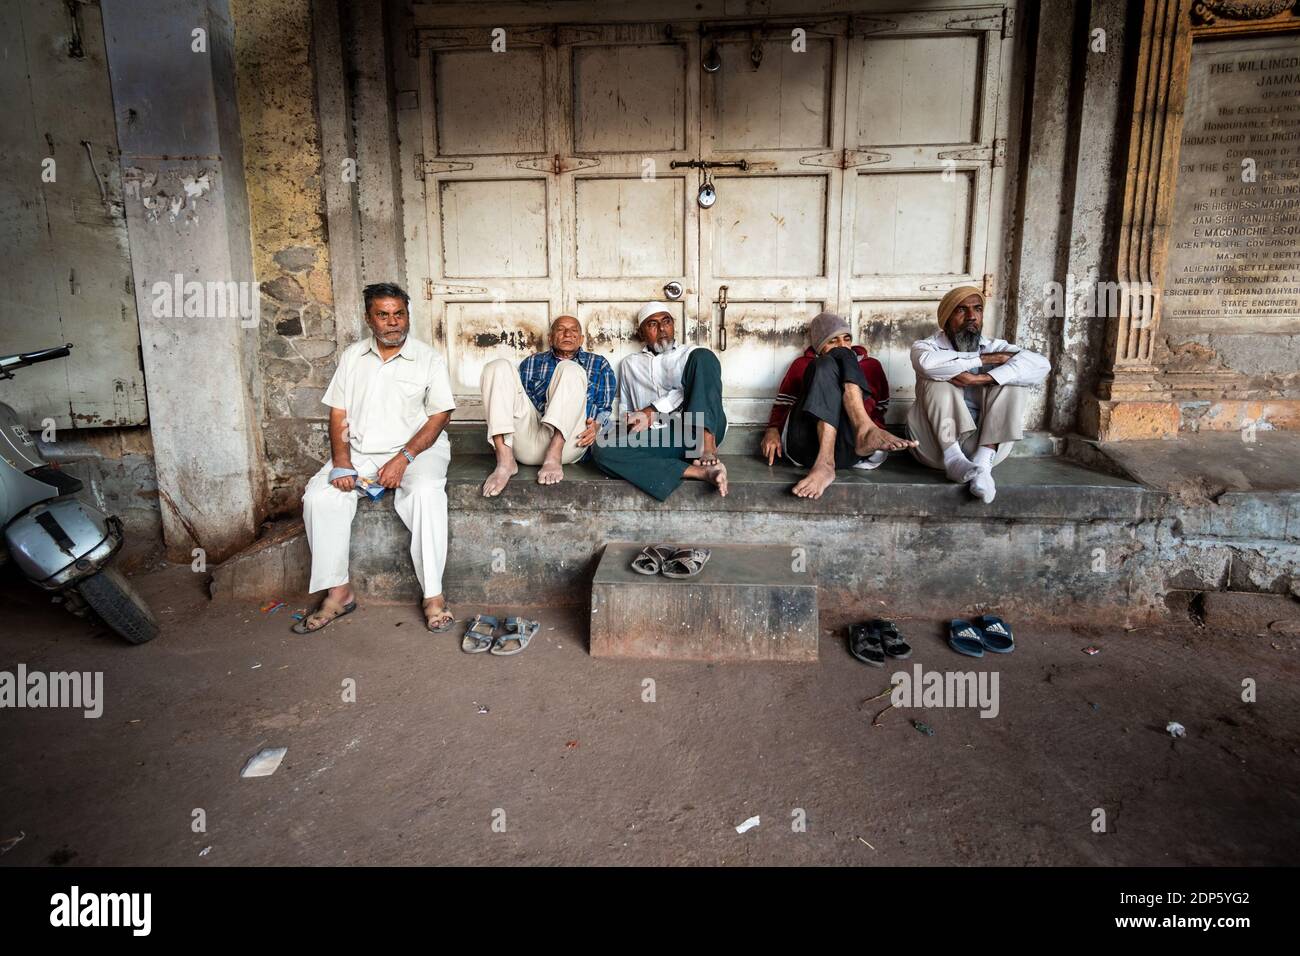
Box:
[761,311,916,499]
[907,286,1050,502]
[589,302,728,500]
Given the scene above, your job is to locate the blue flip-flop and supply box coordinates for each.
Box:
[948,619,985,658]
[972,615,1015,653]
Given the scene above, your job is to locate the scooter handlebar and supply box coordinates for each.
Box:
[0,343,74,371]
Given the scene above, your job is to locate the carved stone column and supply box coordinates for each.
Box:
[1082,0,1193,440]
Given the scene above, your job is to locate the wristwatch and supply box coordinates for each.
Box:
[400,447,416,464]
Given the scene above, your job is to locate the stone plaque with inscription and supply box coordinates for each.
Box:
[1163,34,1300,334]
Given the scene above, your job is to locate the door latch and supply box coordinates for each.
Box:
[717,285,729,352]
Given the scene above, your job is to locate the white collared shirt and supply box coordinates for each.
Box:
[618,343,698,414]
[910,331,1050,387]
[322,335,456,455]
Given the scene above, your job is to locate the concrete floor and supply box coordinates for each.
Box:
[1,563,1298,867]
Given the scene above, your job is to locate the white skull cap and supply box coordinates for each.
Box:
[636,301,672,325]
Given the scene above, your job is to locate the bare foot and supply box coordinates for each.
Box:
[703,462,728,496]
[423,596,454,632]
[482,461,518,496]
[793,462,836,499]
[856,425,918,457]
[692,431,719,466]
[537,459,564,485]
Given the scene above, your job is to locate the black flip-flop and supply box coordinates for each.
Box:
[848,621,885,667]
[948,619,985,658]
[972,614,1014,653]
[871,619,912,659]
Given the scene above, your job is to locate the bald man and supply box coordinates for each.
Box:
[479,315,616,495]
[907,286,1049,503]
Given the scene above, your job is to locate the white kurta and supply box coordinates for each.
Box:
[303,335,456,598]
[617,343,698,414]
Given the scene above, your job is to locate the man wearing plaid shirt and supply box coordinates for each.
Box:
[479,315,616,496]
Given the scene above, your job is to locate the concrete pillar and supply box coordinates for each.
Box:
[1005,0,1081,432]
[1050,0,1132,435]
[102,0,265,562]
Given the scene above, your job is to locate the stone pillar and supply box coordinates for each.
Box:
[1081,0,1193,440]
[102,0,266,561]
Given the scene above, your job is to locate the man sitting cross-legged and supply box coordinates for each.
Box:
[479,314,615,496]
[760,311,916,500]
[589,302,728,501]
[907,285,1050,503]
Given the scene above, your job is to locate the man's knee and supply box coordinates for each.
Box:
[480,357,516,389]
[685,348,720,375]
[551,359,588,386]
[303,475,343,513]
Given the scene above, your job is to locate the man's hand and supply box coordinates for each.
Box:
[377,454,409,489]
[760,427,783,466]
[330,473,356,492]
[576,418,599,448]
[626,407,655,434]
[950,371,995,387]
[981,352,1016,366]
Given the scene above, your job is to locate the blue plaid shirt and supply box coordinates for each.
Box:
[518,347,616,429]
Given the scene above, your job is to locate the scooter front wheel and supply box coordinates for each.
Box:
[76,566,160,645]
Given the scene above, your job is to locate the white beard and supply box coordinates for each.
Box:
[650,337,675,355]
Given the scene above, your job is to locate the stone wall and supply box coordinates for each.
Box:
[231,0,336,516]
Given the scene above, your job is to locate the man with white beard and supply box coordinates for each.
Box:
[907,286,1050,503]
[590,302,728,500]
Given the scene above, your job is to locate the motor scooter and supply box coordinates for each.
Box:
[0,344,158,644]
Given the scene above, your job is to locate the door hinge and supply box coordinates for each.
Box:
[850,16,899,36]
[415,154,474,178]
[800,149,890,169]
[423,279,488,299]
[947,8,1013,37]
[515,154,600,174]
[982,273,995,297]
[935,139,1005,167]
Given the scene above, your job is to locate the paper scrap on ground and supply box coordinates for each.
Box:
[735,815,760,834]
[241,746,287,778]
[1166,721,1187,738]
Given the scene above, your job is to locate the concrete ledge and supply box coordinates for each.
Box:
[209,441,1298,627]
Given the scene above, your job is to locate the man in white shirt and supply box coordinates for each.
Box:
[907,285,1050,503]
[296,283,457,633]
[590,302,728,500]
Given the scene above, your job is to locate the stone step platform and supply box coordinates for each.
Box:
[589,543,819,662]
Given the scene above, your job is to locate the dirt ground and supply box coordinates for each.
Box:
[1,563,1298,867]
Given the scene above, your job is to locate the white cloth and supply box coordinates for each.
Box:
[303,445,450,598]
[618,343,698,414]
[910,330,1050,386]
[322,335,456,455]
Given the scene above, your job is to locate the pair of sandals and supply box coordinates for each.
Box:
[291,598,455,635]
[461,614,538,655]
[948,615,1015,657]
[631,544,712,578]
[848,619,912,666]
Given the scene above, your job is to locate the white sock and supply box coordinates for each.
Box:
[970,467,996,503]
[942,443,978,483]
[972,446,995,470]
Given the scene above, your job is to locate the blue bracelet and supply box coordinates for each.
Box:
[329,467,358,482]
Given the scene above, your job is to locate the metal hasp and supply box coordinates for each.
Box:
[717,285,729,352]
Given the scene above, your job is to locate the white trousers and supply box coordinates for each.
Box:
[302,442,450,599]
[480,357,588,465]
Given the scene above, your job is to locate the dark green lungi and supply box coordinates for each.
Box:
[592,348,727,501]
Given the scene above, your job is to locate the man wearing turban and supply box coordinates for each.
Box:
[907,287,1050,502]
